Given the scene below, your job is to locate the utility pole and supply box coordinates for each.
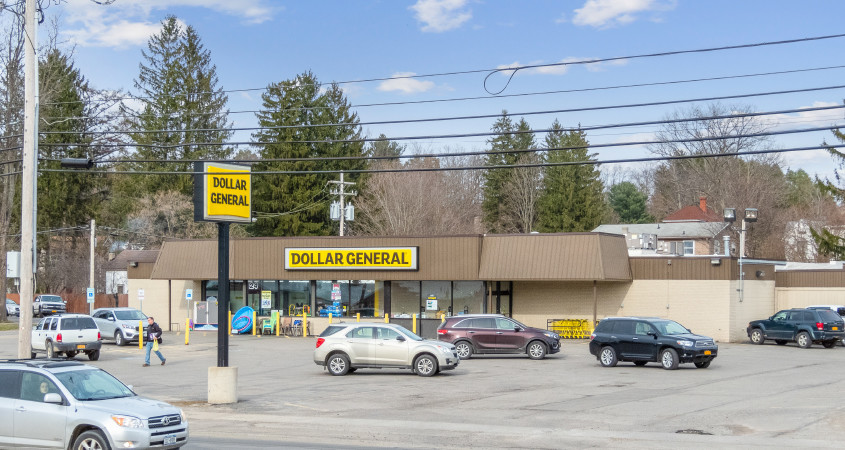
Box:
[329,172,356,237]
[18,0,37,359]
[89,219,95,315]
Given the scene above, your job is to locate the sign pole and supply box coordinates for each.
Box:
[217,222,230,367]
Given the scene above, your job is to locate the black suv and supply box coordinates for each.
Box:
[589,317,717,370]
[747,308,844,348]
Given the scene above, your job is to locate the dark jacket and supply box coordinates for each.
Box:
[148,322,163,343]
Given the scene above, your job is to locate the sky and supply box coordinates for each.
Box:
[37,0,845,183]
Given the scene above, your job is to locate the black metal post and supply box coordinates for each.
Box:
[217,222,230,367]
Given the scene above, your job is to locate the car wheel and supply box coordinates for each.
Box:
[414,354,438,377]
[46,341,55,359]
[694,360,711,369]
[88,350,100,361]
[72,430,108,450]
[455,341,473,360]
[527,341,547,360]
[749,328,765,345]
[775,340,788,345]
[65,351,78,359]
[633,361,648,367]
[822,340,837,348]
[796,331,812,349]
[327,354,350,376]
[114,331,126,346]
[660,348,679,370]
[599,346,618,367]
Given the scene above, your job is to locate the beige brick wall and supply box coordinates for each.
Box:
[775,288,845,310]
[128,279,197,332]
[730,281,776,342]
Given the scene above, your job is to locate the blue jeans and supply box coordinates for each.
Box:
[145,341,165,364]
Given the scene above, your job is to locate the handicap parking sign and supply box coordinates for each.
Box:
[86,287,95,304]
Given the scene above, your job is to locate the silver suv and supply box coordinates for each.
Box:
[0,360,188,448]
[314,322,459,377]
[31,314,103,360]
[93,307,148,346]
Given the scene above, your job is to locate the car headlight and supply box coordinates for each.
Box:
[435,345,453,354]
[180,409,187,423]
[676,340,694,347]
[112,415,144,428]
[544,332,559,340]
[121,323,137,329]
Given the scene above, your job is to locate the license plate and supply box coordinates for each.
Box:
[704,350,711,355]
[51,310,57,313]
[164,435,176,445]
[76,344,85,349]
[834,327,839,331]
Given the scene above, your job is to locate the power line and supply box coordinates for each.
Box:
[37,144,837,176]
[31,103,845,154]
[87,124,843,166]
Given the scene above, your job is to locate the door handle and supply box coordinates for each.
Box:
[16,406,26,412]
[496,332,503,335]
[632,337,639,341]
[468,331,475,334]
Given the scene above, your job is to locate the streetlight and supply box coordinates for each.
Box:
[724,208,758,302]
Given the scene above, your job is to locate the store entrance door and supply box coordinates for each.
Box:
[491,281,512,317]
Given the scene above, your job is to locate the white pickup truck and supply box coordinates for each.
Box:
[31,314,102,360]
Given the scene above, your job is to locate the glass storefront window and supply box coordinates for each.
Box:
[280,281,310,316]
[229,281,245,312]
[316,281,348,317]
[421,281,451,319]
[391,281,420,318]
[347,280,383,318]
[204,280,218,303]
[453,281,484,316]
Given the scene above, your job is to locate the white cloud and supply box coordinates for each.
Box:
[60,0,277,48]
[572,0,675,28]
[378,72,435,94]
[410,0,472,33]
[760,102,843,131]
[495,57,628,77]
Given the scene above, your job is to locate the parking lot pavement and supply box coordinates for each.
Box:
[2,329,845,448]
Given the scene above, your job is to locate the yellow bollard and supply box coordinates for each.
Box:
[329,313,333,324]
[356,313,360,322]
[413,314,417,334]
[185,318,190,345]
[139,321,143,349]
[276,312,280,337]
[442,315,446,324]
[229,310,233,335]
[302,311,307,337]
[252,311,257,336]
[384,314,389,324]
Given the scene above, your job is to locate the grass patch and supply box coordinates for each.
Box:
[0,322,18,331]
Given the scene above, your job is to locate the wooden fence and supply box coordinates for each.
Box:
[6,293,128,314]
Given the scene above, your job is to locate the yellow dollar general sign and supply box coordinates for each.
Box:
[193,162,252,223]
[285,247,418,270]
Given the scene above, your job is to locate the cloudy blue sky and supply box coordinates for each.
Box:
[45,0,845,180]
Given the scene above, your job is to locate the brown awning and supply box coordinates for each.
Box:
[478,233,632,281]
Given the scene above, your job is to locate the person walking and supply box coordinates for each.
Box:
[143,316,166,367]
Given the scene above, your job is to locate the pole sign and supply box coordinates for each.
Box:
[87,288,95,304]
[193,162,252,223]
[186,289,193,302]
[138,289,145,302]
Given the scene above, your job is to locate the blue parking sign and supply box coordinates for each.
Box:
[87,287,95,304]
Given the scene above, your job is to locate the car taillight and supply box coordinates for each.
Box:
[436,329,448,335]
[590,334,595,340]
[816,322,824,330]
[316,338,325,348]
[56,333,62,343]
[98,332,101,340]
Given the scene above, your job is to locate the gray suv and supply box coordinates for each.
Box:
[0,360,188,448]
[314,322,459,377]
[93,308,148,346]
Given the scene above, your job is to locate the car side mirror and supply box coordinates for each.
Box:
[43,393,62,404]
[396,335,406,342]
[107,317,115,321]
[514,326,521,332]
[647,331,657,338]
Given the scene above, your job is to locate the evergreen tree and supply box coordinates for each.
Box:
[537,121,605,232]
[813,126,845,257]
[122,16,232,198]
[482,112,537,232]
[609,182,653,224]
[367,134,404,162]
[251,72,366,236]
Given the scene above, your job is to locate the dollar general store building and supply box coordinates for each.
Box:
[126,232,842,343]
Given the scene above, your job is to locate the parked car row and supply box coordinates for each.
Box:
[28,308,151,361]
[747,307,845,348]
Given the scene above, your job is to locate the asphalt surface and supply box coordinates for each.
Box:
[2,327,845,448]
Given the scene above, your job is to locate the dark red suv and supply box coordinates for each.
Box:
[436,314,561,360]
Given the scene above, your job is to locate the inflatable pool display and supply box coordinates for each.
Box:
[231,306,254,334]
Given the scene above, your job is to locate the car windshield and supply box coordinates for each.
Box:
[41,295,62,302]
[54,368,135,401]
[392,325,423,341]
[651,320,689,335]
[114,310,147,321]
[6,299,14,305]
